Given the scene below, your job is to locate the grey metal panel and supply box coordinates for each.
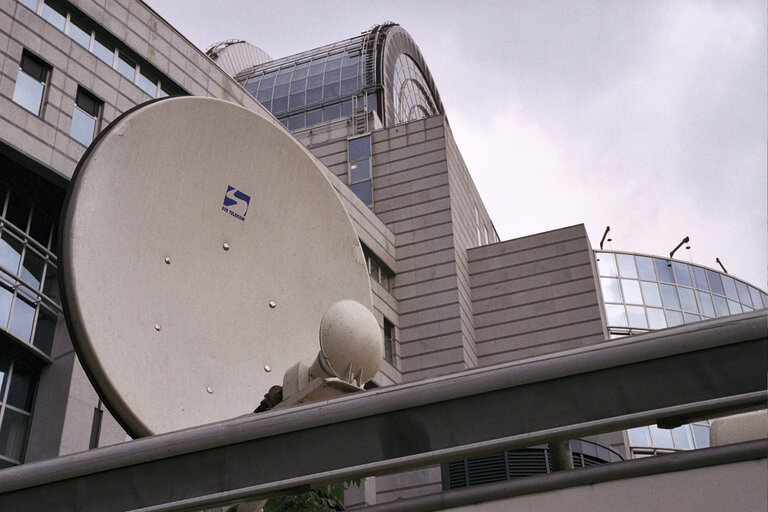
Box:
[469,225,605,363]
[0,312,764,511]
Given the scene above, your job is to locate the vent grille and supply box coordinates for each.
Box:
[442,445,616,490]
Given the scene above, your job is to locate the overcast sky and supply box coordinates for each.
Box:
[148,0,767,289]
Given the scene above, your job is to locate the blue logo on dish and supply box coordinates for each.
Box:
[222,186,250,221]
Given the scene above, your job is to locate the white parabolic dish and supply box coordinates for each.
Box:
[60,97,373,437]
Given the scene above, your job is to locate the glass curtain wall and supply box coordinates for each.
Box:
[238,34,377,130]
[595,250,767,458]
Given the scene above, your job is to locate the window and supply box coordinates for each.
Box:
[0,177,60,356]
[12,52,50,115]
[116,51,136,82]
[348,135,372,207]
[362,245,393,292]
[70,87,101,146]
[0,353,38,467]
[383,319,396,366]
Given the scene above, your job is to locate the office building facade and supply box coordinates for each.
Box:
[1,0,765,506]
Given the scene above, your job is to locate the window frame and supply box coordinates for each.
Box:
[12,51,51,116]
[70,86,102,146]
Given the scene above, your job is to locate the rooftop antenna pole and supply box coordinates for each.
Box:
[599,226,611,250]
[669,236,690,260]
[716,257,728,274]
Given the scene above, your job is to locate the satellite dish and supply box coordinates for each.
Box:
[60,97,375,437]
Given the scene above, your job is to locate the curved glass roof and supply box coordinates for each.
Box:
[392,53,438,124]
[237,32,376,131]
[234,23,443,131]
[595,250,767,337]
[596,250,767,459]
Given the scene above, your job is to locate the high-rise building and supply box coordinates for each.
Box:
[0,0,765,507]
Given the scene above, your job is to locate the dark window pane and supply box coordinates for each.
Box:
[7,364,36,410]
[324,68,340,82]
[660,284,680,310]
[683,312,701,323]
[116,52,136,81]
[9,295,35,342]
[340,77,358,95]
[692,424,709,448]
[627,427,651,447]
[67,15,91,49]
[308,59,326,76]
[307,73,324,89]
[260,72,276,89]
[706,270,725,295]
[697,291,715,317]
[341,64,358,79]
[42,264,59,304]
[671,426,693,450]
[0,280,12,329]
[350,181,372,205]
[325,57,342,71]
[692,266,709,291]
[0,352,9,398]
[348,136,371,160]
[672,262,692,286]
[257,85,273,103]
[0,231,24,274]
[275,68,293,85]
[273,83,289,98]
[41,0,66,31]
[748,287,763,309]
[138,69,158,97]
[290,78,306,94]
[21,54,47,83]
[665,309,684,327]
[306,87,322,105]
[0,409,30,462]
[712,295,729,316]
[244,78,260,96]
[721,275,738,300]
[92,34,114,66]
[635,256,656,280]
[654,259,675,283]
[21,249,44,290]
[6,193,31,232]
[289,92,305,109]
[260,100,271,112]
[77,88,101,115]
[322,103,340,122]
[616,254,637,278]
[29,210,52,248]
[272,96,288,113]
[291,63,309,80]
[288,114,305,131]
[349,159,370,183]
[340,100,353,117]
[735,280,752,307]
[367,92,377,111]
[323,82,340,100]
[306,109,322,126]
[678,287,698,313]
[33,306,57,354]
